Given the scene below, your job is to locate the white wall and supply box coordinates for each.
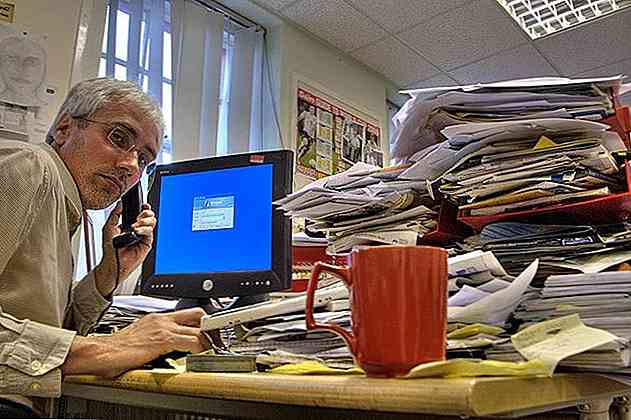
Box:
[277,23,391,147]
[261,22,397,187]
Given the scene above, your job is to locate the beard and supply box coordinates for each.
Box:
[80,175,122,209]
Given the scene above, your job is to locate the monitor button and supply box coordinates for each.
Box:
[202,279,214,291]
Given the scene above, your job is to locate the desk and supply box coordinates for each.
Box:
[58,370,631,420]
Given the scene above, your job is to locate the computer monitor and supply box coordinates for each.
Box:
[140,150,293,309]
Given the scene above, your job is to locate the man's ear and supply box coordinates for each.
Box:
[53,114,73,146]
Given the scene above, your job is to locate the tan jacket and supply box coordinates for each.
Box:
[0,141,111,411]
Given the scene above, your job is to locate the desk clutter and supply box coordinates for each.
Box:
[92,74,631,380]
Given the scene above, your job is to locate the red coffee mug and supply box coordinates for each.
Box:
[305,245,447,377]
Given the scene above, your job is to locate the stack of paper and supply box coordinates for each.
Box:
[224,307,353,369]
[514,271,631,340]
[392,75,625,162]
[446,323,506,358]
[276,162,438,254]
[89,296,178,334]
[487,315,630,373]
[399,118,626,217]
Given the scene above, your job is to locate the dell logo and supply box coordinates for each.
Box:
[202,279,214,291]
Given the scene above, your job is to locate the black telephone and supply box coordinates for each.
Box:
[112,182,143,248]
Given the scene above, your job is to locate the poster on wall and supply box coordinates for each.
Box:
[0,2,15,24]
[296,87,382,180]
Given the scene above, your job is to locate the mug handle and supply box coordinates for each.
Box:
[305,261,356,355]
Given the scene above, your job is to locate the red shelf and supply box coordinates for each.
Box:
[421,200,472,244]
[602,106,631,149]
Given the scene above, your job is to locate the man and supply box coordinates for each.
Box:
[296,104,316,160]
[0,78,208,418]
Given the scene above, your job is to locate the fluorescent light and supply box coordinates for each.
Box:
[497,0,631,39]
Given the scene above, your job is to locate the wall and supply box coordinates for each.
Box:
[261,21,398,187]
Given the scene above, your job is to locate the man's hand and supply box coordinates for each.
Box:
[62,308,209,378]
[95,202,156,296]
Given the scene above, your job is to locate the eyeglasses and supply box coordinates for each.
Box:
[73,116,156,174]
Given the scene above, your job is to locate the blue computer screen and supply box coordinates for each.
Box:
[154,164,273,274]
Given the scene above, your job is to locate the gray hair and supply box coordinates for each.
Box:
[46,77,165,145]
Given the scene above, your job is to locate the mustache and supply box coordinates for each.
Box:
[101,172,129,192]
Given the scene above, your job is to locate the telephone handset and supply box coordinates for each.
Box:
[112,182,143,249]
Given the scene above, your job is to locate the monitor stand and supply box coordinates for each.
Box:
[176,293,270,315]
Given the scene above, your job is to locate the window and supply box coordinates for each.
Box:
[75,0,241,286]
[99,0,174,163]
[99,0,237,162]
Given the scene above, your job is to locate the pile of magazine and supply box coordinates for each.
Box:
[388,76,629,219]
[276,162,438,254]
[396,117,626,217]
[392,75,626,163]
[515,271,631,339]
[486,272,631,373]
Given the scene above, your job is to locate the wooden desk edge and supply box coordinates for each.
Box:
[64,371,631,417]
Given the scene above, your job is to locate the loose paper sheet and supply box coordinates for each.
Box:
[512,314,618,376]
[404,358,547,378]
[448,259,538,325]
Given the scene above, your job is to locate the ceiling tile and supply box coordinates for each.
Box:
[397,0,529,71]
[449,44,558,84]
[572,58,631,78]
[282,0,387,52]
[346,0,469,33]
[403,73,460,90]
[251,0,297,11]
[536,7,631,76]
[351,36,439,86]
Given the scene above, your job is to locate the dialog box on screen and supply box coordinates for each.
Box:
[192,195,235,231]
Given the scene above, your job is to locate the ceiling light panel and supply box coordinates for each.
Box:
[497,0,631,39]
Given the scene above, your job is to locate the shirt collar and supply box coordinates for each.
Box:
[39,143,83,234]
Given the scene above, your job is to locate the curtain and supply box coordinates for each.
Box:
[172,0,265,160]
[70,0,109,281]
[223,27,264,154]
[70,0,108,85]
[70,0,169,289]
[171,0,224,161]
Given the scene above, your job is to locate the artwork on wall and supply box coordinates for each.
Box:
[0,22,53,141]
[295,83,383,180]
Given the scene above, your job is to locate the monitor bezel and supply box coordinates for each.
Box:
[140,150,293,299]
